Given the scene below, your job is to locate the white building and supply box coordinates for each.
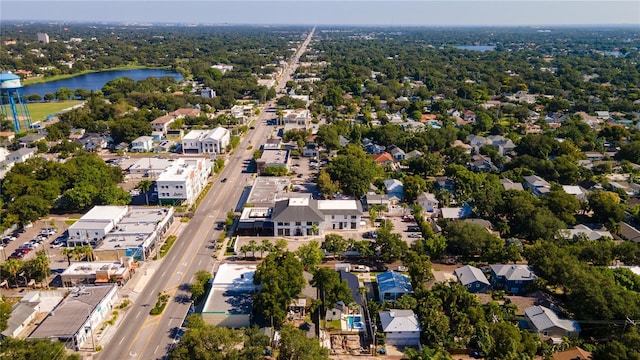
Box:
[378,310,421,346]
[150,115,176,134]
[317,200,363,231]
[211,64,233,73]
[67,206,129,247]
[130,136,154,152]
[29,285,118,350]
[416,192,439,213]
[182,127,230,155]
[36,32,49,43]
[270,198,363,237]
[279,109,310,126]
[201,264,257,328]
[156,158,212,205]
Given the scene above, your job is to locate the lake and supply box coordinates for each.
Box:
[455,45,497,52]
[23,68,183,98]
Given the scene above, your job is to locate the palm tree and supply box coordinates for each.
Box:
[137,179,153,206]
[239,245,250,260]
[72,246,85,262]
[34,251,50,288]
[248,240,258,259]
[260,239,273,259]
[81,245,95,261]
[61,247,74,266]
[4,259,22,287]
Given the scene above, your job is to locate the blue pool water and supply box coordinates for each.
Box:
[347,316,363,330]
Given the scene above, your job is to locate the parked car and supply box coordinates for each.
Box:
[408,233,423,238]
[9,253,24,260]
[397,266,408,272]
[407,226,421,232]
[352,265,371,273]
[2,236,16,243]
[51,242,64,249]
[41,228,56,236]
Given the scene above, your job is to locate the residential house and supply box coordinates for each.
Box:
[0,132,15,141]
[376,271,413,302]
[469,154,498,172]
[595,111,610,120]
[372,152,395,166]
[551,347,592,360]
[181,127,231,155]
[388,145,406,161]
[440,205,472,220]
[435,177,455,193]
[558,224,612,241]
[405,150,423,160]
[500,178,524,191]
[467,135,489,152]
[4,147,36,164]
[462,110,476,122]
[416,192,439,212]
[451,140,473,154]
[302,143,319,158]
[18,133,47,147]
[378,310,421,346]
[454,265,490,293]
[523,175,551,196]
[150,115,176,134]
[364,194,389,210]
[524,305,581,341]
[130,136,154,152]
[75,133,108,152]
[383,179,404,203]
[562,185,587,201]
[2,302,38,338]
[487,135,516,156]
[490,264,536,294]
[338,135,350,148]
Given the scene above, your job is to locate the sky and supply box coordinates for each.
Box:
[1,1,639,26]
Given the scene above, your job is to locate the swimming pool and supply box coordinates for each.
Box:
[347,315,364,330]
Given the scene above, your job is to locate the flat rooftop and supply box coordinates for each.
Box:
[258,149,288,164]
[203,264,257,314]
[98,207,173,251]
[62,261,128,277]
[156,158,209,182]
[81,206,128,221]
[246,177,291,207]
[29,285,116,339]
[128,158,173,173]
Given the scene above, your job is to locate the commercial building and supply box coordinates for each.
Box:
[156,157,211,205]
[67,206,174,261]
[36,32,49,43]
[29,285,118,350]
[256,149,290,175]
[182,127,230,155]
[201,264,257,328]
[67,206,129,247]
[60,257,136,287]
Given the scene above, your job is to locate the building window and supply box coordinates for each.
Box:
[295,222,301,226]
[307,222,312,226]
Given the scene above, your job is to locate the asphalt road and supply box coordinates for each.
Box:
[99,26,315,360]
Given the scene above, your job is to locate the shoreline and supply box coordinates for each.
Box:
[21,65,175,85]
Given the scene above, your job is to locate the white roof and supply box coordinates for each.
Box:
[204,127,230,141]
[182,129,209,140]
[379,310,421,333]
[212,264,257,291]
[562,185,584,195]
[317,200,359,210]
[81,206,128,221]
[417,192,438,203]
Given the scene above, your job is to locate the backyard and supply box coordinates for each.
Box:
[27,100,83,121]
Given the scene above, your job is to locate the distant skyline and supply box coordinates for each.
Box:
[1,1,639,26]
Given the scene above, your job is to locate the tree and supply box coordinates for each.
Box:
[544,189,580,225]
[296,240,324,269]
[322,234,348,260]
[443,221,503,262]
[326,145,379,197]
[0,297,12,333]
[253,252,304,328]
[61,247,74,266]
[3,259,22,287]
[588,190,625,227]
[137,179,152,205]
[169,324,242,360]
[260,239,274,259]
[278,325,329,360]
[403,175,427,203]
[371,227,407,263]
[0,337,78,360]
[317,169,339,199]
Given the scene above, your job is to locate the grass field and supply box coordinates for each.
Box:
[27,101,83,121]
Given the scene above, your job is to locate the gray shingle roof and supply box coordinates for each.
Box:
[454,265,490,286]
[271,199,324,222]
[490,264,536,281]
[525,305,580,333]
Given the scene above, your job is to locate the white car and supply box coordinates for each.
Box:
[397,266,408,272]
[352,265,371,273]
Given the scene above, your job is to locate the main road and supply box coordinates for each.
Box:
[99,26,315,360]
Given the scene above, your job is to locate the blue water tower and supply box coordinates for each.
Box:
[0,72,32,132]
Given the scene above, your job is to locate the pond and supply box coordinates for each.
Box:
[23,68,183,98]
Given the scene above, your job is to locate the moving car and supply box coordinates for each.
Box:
[221,178,227,183]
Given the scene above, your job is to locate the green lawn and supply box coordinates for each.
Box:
[27,101,83,121]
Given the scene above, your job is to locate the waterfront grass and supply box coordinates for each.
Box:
[27,100,83,121]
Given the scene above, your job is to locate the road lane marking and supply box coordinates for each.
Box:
[119,337,125,345]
